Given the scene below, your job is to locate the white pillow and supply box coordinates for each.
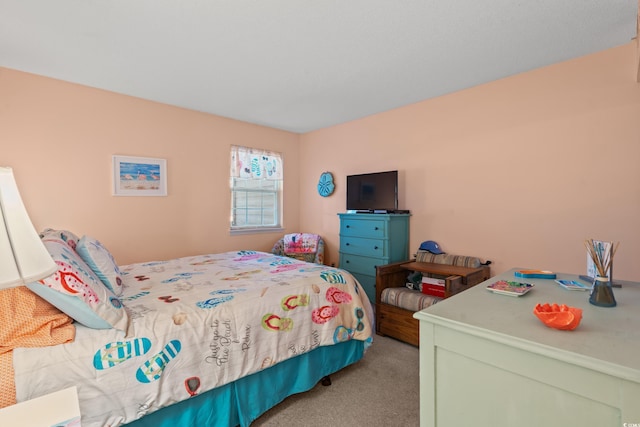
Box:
[76,236,124,296]
[27,237,129,332]
[39,228,80,249]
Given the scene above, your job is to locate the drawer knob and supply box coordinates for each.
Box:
[346,260,350,263]
[374,227,379,230]
[346,242,350,246]
[346,225,350,228]
[374,246,379,250]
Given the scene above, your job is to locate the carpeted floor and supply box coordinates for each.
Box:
[252,335,420,426]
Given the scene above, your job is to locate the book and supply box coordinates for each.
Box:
[555,279,591,291]
[486,280,534,297]
[421,276,445,286]
[514,270,556,279]
[421,283,446,298]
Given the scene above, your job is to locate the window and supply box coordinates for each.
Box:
[230,145,283,232]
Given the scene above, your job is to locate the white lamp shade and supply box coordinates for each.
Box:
[0,167,57,288]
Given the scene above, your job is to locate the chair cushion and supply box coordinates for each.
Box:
[415,251,482,268]
[285,252,319,263]
[272,235,325,264]
[381,287,442,312]
[283,233,319,254]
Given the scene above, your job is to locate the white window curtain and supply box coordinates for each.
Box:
[230,145,283,231]
[230,146,283,181]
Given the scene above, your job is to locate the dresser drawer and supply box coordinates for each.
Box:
[340,218,387,238]
[340,236,386,257]
[339,252,386,276]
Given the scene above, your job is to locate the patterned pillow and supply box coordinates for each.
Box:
[76,236,124,295]
[381,287,442,311]
[26,238,129,332]
[414,251,482,268]
[39,228,80,250]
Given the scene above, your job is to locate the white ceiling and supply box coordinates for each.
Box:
[1,1,637,133]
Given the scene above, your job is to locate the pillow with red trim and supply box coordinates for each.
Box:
[26,238,129,332]
[38,228,80,250]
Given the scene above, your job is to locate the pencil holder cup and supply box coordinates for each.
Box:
[589,276,617,307]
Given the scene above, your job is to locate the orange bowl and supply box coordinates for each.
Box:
[533,303,582,330]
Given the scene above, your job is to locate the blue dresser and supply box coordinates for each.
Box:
[338,213,410,302]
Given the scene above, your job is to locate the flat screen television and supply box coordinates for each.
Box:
[346,170,398,213]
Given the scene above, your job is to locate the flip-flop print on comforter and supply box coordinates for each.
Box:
[13,251,374,427]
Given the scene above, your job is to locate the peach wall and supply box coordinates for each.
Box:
[299,42,640,280]
[0,68,300,264]
[2,42,639,280]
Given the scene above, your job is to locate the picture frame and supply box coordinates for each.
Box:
[112,155,167,196]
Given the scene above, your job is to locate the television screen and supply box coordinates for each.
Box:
[346,170,398,212]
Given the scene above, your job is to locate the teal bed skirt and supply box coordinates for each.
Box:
[124,339,365,427]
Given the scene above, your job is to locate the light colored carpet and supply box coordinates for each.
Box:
[252,335,420,426]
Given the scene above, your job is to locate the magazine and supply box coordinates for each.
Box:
[555,279,591,291]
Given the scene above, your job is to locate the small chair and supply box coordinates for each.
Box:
[272,233,325,264]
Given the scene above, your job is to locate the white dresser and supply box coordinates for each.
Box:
[414,268,640,427]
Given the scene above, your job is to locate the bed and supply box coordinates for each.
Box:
[2,229,374,427]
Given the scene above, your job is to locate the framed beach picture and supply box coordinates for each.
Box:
[112,155,167,196]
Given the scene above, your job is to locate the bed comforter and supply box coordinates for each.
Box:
[13,251,374,426]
